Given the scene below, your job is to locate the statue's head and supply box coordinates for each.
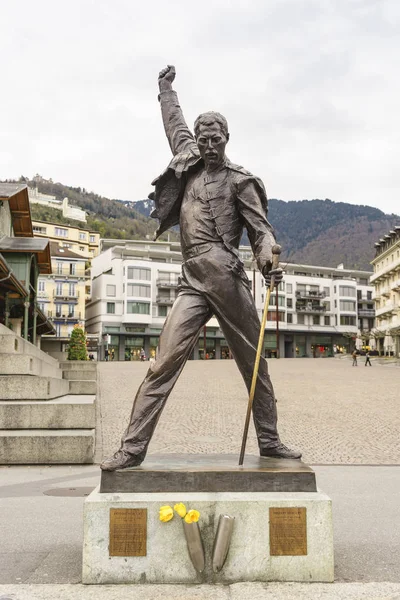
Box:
[194,111,230,170]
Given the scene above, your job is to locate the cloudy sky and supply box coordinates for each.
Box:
[1,0,399,213]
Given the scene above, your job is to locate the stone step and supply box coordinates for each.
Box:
[0,354,62,379]
[60,361,98,372]
[69,380,97,395]
[0,331,59,368]
[0,376,70,400]
[0,429,95,464]
[0,395,95,429]
[63,369,96,381]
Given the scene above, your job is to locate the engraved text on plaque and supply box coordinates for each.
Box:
[109,508,147,556]
[269,507,307,556]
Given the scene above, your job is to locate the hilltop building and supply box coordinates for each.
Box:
[85,239,375,361]
[370,226,400,356]
[0,183,54,343]
[28,186,87,222]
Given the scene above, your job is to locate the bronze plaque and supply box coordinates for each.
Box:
[109,508,147,557]
[269,507,307,556]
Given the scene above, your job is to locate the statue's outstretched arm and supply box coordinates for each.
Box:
[158,65,197,156]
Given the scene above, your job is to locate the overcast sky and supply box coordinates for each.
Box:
[1,0,399,214]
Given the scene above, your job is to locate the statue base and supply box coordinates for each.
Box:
[83,455,333,584]
[100,453,317,493]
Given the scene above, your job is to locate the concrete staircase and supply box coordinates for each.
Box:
[0,324,96,464]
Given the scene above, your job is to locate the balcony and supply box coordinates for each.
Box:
[295,291,326,299]
[156,296,175,305]
[375,303,396,317]
[53,312,82,321]
[296,304,327,313]
[381,289,391,298]
[53,292,79,301]
[358,309,375,317]
[391,279,400,291]
[156,279,179,288]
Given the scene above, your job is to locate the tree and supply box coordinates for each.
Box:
[67,326,88,361]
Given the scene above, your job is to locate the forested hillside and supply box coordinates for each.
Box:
[5,176,399,270]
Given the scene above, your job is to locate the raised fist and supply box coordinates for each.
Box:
[158,65,176,92]
[158,65,176,83]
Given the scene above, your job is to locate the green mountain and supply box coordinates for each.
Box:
[8,177,399,270]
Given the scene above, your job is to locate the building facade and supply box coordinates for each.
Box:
[32,221,100,356]
[31,220,100,260]
[85,239,375,360]
[370,226,400,356]
[37,243,88,341]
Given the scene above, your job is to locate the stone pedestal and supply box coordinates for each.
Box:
[83,455,333,584]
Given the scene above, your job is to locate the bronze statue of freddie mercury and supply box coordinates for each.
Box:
[101,65,301,471]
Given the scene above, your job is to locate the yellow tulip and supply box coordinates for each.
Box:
[174,503,187,518]
[159,505,174,522]
[184,509,200,523]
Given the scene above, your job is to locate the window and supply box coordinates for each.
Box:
[90,235,96,243]
[267,311,285,322]
[68,304,75,317]
[340,300,356,311]
[340,315,356,326]
[33,226,47,234]
[69,283,76,297]
[158,305,168,317]
[313,315,320,325]
[286,283,292,294]
[38,280,45,292]
[287,313,293,323]
[38,302,45,313]
[269,295,285,306]
[127,302,150,315]
[357,290,362,300]
[297,314,305,324]
[79,232,86,240]
[55,303,62,317]
[127,284,151,298]
[127,267,151,281]
[69,263,76,275]
[324,316,330,326]
[56,262,63,275]
[339,286,356,297]
[106,285,116,297]
[323,287,330,296]
[287,298,293,308]
[367,291,372,300]
[56,283,63,296]
[107,302,115,314]
[55,227,68,237]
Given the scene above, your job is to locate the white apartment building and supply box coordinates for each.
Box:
[370,225,400,356]
[85,240,375,360]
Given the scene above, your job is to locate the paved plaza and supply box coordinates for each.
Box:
[97,357,400,465]
[1,357,400,599]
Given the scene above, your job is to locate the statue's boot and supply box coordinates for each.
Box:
[100,449,145,471]
[260,442,302,460]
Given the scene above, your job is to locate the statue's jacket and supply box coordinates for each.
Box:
[149,90,276,273]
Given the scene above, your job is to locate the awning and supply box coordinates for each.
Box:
[0,236,52,274]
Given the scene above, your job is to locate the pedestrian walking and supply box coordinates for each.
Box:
[352,350,358,366]
[365,351,372,367]
[111,348,115,361]
[104,348,109,362]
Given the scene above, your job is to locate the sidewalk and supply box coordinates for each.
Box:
[2,582,400,599]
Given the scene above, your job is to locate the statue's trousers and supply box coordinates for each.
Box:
[121,244,279,458]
